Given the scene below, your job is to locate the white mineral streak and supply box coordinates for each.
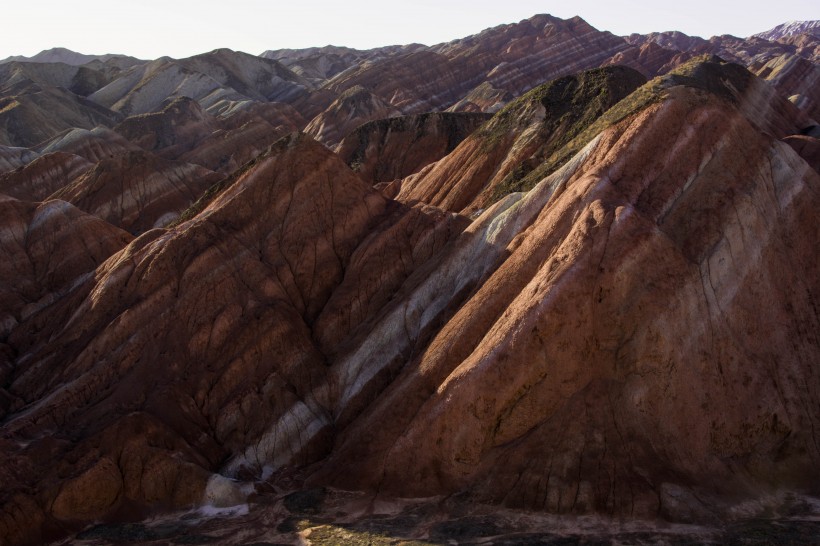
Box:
[220,135,604,478]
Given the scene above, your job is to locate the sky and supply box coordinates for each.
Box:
[2,0,817,60]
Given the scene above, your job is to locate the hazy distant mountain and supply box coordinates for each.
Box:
[0,46,143,67]
[754,20,820,41]
[87,48,312,116]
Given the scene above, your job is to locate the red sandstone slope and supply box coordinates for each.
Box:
[313,70,820,519]
[0,152,93,201]
[0,195,132,392]
[434,15,631,97]
[395,65,647,214]
[0,126,232,234]
[0,133,466,544]
[48,150,223,234]
[0,19,819,546]
[304,86,401,148]
[750,54,820,120]
[322,15,632,115]
[2,57,819,546]
[114,97,304,174]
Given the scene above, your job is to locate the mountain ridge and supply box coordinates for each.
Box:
[0,14,819,545]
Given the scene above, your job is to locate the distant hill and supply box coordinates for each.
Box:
[0,46,143,66]
[753,20,820,41]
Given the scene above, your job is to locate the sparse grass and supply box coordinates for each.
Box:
[511,77,668,194]
[495,55,752,198]
[485,66,647,201]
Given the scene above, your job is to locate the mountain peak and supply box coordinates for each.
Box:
[753,20,820,41]
[0,47,139,66]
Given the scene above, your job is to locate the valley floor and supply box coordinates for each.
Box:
[55,488,820,545]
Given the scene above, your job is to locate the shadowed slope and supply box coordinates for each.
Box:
[336,111,492,186]
[0,86,121,148]
[0,133,466,545]
[49,150,223,233]
[114,97,305,174]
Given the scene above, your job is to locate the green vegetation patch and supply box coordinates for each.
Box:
[486,65,647,200]
[498,55,753,198]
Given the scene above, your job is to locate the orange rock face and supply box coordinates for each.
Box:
[316,83,820,520]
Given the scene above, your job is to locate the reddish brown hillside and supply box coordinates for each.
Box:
[336,111,492,184]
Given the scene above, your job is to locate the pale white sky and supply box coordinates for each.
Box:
[2,0,817,60]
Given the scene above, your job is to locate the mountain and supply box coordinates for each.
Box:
[754,20,820,41]
[750,54,820,119]
[624,28,820,119]
[0,86,122,148]
[113,97,304,173]
[48,150,223,234]
[88,49,312,117]
[304,85,401,147]
[336,111,492,184]
[317,62,820,517]
[1,14,820,546]
[394,65,648,214]
[261,44,427,83]
[0,152,94,201]
[0,47,143,67]
[320,15,632,117]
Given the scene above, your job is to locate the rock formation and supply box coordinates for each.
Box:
[751,54,820,120]
[784,134,820,171]
[0,86,121,148]
[0,146,38,173]
[315,70,820,519]
[0,15,819,546]
[37,127,140,162]
[446,82,513,113]
[261,44,427,84]
[0,133,464,544]
[113,97,304,174]
[0,47,143,67]
[323,15,632,115]
[0,195,132,379]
